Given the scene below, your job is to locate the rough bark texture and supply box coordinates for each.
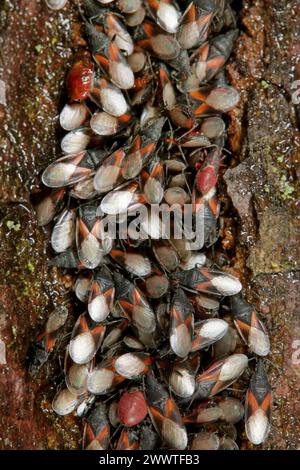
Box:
[0,0,299,450]
[225,0,300,450]
[0,0,82,449]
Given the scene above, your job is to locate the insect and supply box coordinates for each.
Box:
[141,156,164,204]
[121,117,165,180]
[76,203,106,269]
[195,148,224,195]
[35,188,65,226]
[191,318,229,352]
[67,52,94,102]
[189,85,240,117]
[245,360,272,445]
[42,150,106,188]
[171,267,242,297]
[190,29,238,84]
[59,103,90,131]
[100,181,145,215]
[91,77,129,117]
[51,208,76,253]
[68,314,106,365]
[195,353,248,399]
[146,0,181,34]
[190,431,220,450]
[36,0,272,451]
[113,272,156,334]
[52,387,82,416]
[146,372,188,450]
[115,429,140,450]
[114,352,154,379]
[183,397,244,425]
[137,21,181,61]
[29,306,68,375]
[87,357,126,395]
[231,294,270,357]
[169,288,194,358]
[110,247,152,277]
[83,404,110,450]
[88,269,115,322]
[177,2,213,50]
[93,147,126,193]
[118,389,148,427]
[163,357,198,398]
[95,41,135,90]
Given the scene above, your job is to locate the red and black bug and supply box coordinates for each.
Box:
[42,149,107,189]
[104,12,134,56]
[59,102,90,131]
[110,247,152,277]
[191,29,238,83]
[93,147,126,193]
[159,65,195,129]
[95,41,135,90]
[118,389,148,427]
[171,267,242,297]
[145,0,181,34]
[115,352,154,379]
[67,52,94,102]
[137,20,181,61]
[231,294,270,357]
[115,428,140,450]
[191,318,229,352]
[100,181,145,216]
[52,387,83,417]
[140,269,170,299]
[35,188,66,226]
[113,272,156,334]
[159,356,199,398]
[101,319,129,352]
[245,360,272,445]
[90,77,129,117]
[195,148,224,195]
[76,203,106,269]
[83,404,110,450]
[190,431,220,450]
[191,184,220,242]
[189,85,240,117]
[64,350,92,397]
[90,109,133,137]
[146,372,188,450]
[29,306,69,375]
[183,396,244,425]
[195,353,248,399]
[68,313,106,365]
[122,117,165,180]
[87,357,126,395]
[170,288,194,358]
[141,156,164,204]
[177,2,213,50]
[37,305,69,354]
[88,269,115,322]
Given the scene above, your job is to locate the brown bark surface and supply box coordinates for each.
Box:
[0,0,299,449]
[225,0,300,450]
